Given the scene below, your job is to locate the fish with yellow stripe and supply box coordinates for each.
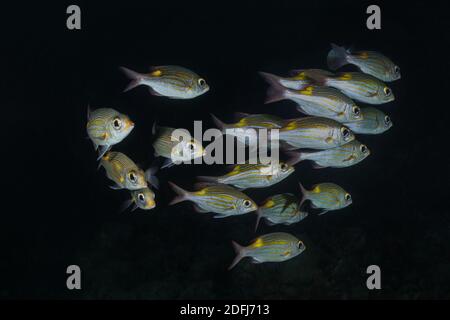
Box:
[168,182,258,218]
[300,70,395,104]
[99,151,158,190]
[197,162,295,190]
[228,232,306,270]
[279,116,355,150]
[344,107,393,134]
[299,182,352,215]
[327,43,401,82]
[86,106,134,159]
[120,65,209,99]
[121,187,156,212]
[288,140,370,168]
[255,194,308,231]
[260,72,363,123]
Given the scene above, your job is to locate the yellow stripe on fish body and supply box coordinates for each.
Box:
[299,86,314,95]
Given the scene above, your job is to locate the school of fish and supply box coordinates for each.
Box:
[86,44,399,270]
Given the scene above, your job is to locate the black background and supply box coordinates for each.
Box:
[2,1,449,299]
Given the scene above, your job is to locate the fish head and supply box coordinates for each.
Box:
[346,104,364,122]
[237,197,258,214]
[133,188,156,210]
[171,138,204,162]
[381,114,393,132]
[380,85,395,103]
[355,142,371,161]
[125,169,148,190]
[192,77,210,97]
[341,191,353,208]
[294,239,307,255]
[389,64,401,81]
[109,113,134,140]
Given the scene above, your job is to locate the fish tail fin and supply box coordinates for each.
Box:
[228,241,245,270]
[197,175,219,183]
[254,208,263,232]
[120,66,144,92]
[145,166,159,190]
[168,181,189,205]
[259,71,286,104]
[298,181,308,208]
[327,43,349,70]
[286,151,304,166]
[210,113,227,131]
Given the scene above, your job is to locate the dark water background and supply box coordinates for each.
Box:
[2,1,449,299]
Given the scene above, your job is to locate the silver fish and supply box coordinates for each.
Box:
[302,70,395,104]
[120,65,209,99]
[260,72,363,123]
[168,182,258,218]
[197,162,295,190]
[299,182,352,215]
[86,107,134,159]
[327,43,401,82]
[229,232,306,270]
[99,152,148,190]
[152,124,204,168]
[344,107,393,134]
[255,193,308,231]
[289,140,370,168]
[279,117,355,150]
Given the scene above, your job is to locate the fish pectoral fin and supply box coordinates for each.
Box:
[325,137,334,144]
[282,250,291,257]
[213,213,229,219]
[161,158,174,169]
[343,155,355,162]
[109,183,123,190]
[193,205,209,213]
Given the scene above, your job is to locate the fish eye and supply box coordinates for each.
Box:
[345,193,352,201]
[394,66,400,74]
[297,241,304,249]
[243,200,252,208]
[280,163,288,171]
[341,127,350,139]
[138,193,145,202]
[113,117,122,130]
[352,106,361,117]
[198,78,206,87]
[384,115,391,125]
[360,144,368,153]
[383,87,392,96]
[128,172,137,183]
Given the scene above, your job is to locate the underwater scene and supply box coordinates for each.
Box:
[2,1,449,301]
